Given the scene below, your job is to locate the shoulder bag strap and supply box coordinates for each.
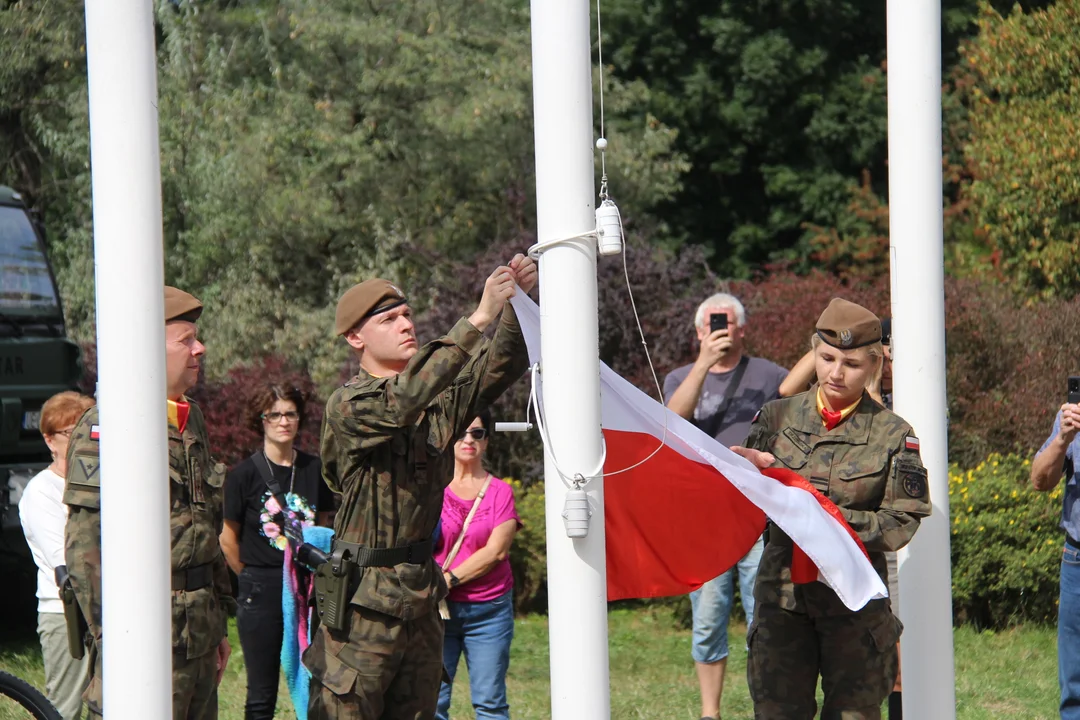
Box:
[441,475,494,572]
[251,451,304,550]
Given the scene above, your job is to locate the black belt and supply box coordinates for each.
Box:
[172,562,214,592]
[1067,535,1080,551]
[332,539,434,567]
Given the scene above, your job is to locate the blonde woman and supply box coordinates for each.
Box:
[737,299,931,719]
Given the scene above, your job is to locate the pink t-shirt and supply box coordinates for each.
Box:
[434,476,521,603]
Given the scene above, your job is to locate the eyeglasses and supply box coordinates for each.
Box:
[262,411,300,423]
[54,428,75,438]
[460,428,488,441]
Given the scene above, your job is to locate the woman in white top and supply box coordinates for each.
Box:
[19,390,95,720]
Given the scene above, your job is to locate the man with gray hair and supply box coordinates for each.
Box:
[664,292,788,720]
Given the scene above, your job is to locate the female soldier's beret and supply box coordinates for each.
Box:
[816,298,881,349]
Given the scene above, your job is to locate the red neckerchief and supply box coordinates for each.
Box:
[821,406,844,431]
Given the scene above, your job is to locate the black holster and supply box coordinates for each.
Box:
[312,547,354,633]
[54,565,87,660]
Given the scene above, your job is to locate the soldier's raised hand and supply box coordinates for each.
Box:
[469,265,517,332]
[509,253,538,294]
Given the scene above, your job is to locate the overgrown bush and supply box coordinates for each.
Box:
[950,453,1062,628]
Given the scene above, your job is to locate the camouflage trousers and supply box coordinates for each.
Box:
[83,644,218,719]
[747,602,901,720]
[307,605,444,719]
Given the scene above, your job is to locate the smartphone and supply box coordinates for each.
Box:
[710,313,728,334]
[1069,377,1080,406]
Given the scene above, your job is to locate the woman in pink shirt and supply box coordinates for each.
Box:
[434,411,520,720]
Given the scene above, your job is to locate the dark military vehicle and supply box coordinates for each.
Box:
[0,186,82,626]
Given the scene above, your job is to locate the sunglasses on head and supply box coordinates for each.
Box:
[461,428,488,441]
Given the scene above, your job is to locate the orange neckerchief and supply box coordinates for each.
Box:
[167,398,191,434]
[815,388,860,431]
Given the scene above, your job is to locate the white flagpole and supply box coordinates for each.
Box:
[528,0,611,715]
[84,0,172,717]
[886,0,957,716]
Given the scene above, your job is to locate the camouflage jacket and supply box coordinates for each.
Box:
[63,403,231,669]
[745,388,931,615]
[320,307,528,620]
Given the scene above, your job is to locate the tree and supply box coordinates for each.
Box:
[601,0,1050,277]
[961,0,1080,299]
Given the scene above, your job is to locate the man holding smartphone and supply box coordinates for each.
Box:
[1032,381,1080,720]
[664,293,788,720]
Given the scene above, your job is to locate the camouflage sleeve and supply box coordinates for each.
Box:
[325,316,485,452]
[839,427,931,553]
[743,401,777,452]
[63,408,103,637]
[440,303,529,440]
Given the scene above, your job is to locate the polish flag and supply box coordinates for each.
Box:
[510,293,886,612]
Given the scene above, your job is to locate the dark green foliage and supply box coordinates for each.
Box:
[949,454,1061,628]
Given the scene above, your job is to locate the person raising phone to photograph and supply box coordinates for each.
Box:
[1032,378,1080,720]
[663,292,788,720]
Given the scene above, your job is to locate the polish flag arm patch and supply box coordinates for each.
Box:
[905,436,920,451]
[90,425,100,440]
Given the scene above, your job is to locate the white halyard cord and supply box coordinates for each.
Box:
[524,0,670,486]
[526,237,671,488]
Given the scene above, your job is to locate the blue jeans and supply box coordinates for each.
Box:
[690,535,764,664]
[436,589,514,720]
[1061,545,1080,719]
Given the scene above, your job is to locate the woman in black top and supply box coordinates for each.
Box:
[220,384,334,720]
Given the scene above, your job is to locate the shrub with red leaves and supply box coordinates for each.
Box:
[188,356,322,468]
[78,349,322,469]
[74,245,1080,475]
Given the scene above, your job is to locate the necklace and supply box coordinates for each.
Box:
[263,449,297,496]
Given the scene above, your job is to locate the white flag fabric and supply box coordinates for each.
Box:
[510,292,886,610]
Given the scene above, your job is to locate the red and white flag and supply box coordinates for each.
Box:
[510,294,886,611]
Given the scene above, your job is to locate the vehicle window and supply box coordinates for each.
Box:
[0,205,61,315]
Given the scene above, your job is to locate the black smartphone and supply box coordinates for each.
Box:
[1069,376,1080,406]
[710,313,728,333]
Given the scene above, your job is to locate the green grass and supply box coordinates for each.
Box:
[0,608,1059,719]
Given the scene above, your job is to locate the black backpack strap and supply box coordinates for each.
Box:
[250,452,305,550]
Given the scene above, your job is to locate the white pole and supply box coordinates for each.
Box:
[529,0,610,716]
[886,0,957,716]
[84,1,172,718]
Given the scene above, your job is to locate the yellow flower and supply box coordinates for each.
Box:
[979,526,985,532]
[968,506,974,512]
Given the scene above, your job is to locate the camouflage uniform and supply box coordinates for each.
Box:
[743,389,931,720]
[306,309,528,719]
[64,403,231,719]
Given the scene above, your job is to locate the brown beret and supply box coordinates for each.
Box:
[816,298,881,349]
[334,279,408,335]
[164,286,203,323]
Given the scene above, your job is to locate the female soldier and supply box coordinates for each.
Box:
[739,298,931,720]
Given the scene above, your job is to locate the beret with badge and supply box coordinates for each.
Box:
[816,297,882,349]
[335,279,409,336]
[164,286,203,324]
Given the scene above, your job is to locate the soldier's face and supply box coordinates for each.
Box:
[350,305,418,372]
[815,344,878,408]
[165,320,205,399]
